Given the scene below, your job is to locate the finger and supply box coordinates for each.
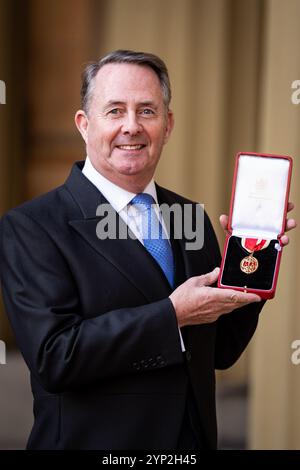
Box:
[285,218,297,231]
[281,234,289,246]
[287,202,294,212]
[197,267,220,287]
[224,293,261,304]
[215,288,261,304]
[219,214,229,232]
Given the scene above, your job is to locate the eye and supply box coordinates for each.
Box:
[108,108,123,116]
[140,108,155,115]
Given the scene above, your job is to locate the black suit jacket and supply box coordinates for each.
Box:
[0,162,263,449]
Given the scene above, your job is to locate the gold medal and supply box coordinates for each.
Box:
[240,254,259,274]
[240,238,270,275]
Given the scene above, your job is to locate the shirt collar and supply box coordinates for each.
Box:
[82,156,158,213]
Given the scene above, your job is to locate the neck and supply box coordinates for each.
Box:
[101,171,153,194]
[86,156,155,193]
[111,179,150,193]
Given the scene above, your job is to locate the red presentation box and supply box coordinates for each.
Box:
[218,152,293,299]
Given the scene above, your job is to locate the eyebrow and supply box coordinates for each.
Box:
[104,100,126,108]
[103,100,158,110]
[138,101,158,108]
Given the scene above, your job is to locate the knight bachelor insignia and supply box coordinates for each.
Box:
[240,238,270,275]
[240,254,259,274]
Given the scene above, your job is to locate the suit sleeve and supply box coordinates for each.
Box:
[202,212,265,370]
[0,210,184,393]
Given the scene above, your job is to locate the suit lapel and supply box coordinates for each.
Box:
[65,162,172,301]
[156,185,213,348]
[69,217,172,301]
[156,185,211,279]
[64,162,212,302]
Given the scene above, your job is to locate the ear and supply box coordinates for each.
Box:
[163,110,174,144]
[75,110,89,144]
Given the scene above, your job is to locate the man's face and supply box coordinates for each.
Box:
[75,63,174,192]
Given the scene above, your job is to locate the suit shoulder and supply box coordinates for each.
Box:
[1,185,72,223]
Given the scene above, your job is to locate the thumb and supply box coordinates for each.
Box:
[197,267,220,287]
[219,214,229,234]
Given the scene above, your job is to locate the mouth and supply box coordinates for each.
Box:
[116,144,146,151]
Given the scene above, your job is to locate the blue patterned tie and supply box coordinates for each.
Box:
[131,193,174,288]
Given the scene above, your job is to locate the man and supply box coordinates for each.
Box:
[0,50,295,450]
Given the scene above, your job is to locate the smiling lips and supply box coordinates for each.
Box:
[116,144,146,151]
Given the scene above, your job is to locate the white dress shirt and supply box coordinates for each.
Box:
[82,156,185,351]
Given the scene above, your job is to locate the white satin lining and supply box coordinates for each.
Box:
[231,155,290,239]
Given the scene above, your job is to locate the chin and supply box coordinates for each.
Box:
[118,168,146,177]
[116,161,149,175]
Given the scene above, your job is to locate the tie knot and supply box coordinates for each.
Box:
[131,193,155,211]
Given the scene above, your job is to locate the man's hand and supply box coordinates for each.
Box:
[169,268,261,328]
[219,202,296,246]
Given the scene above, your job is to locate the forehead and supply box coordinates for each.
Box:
[92,63,163,104]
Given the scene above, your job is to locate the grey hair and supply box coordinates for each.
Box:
[81,49,171,114]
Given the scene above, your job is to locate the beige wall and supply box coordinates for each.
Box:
[249,0,300,449]
[0,0,299,448]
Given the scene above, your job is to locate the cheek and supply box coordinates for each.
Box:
[97,123,120,145]
[152,128,168,149]
[148,124,166,144]
[87,125,110,150]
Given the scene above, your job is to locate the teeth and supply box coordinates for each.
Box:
[118,145,144,150]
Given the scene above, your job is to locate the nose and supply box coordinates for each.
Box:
[121,111,142,136]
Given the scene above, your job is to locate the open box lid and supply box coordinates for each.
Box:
[229,153,292,239]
